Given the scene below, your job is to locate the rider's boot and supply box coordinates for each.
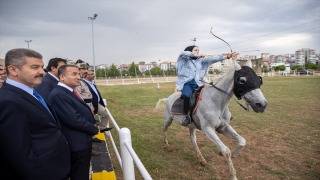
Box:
[181,96,190,127]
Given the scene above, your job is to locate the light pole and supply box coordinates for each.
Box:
[25,40,32,49]
[104,67,107,79]
[190,38,196,45]
[88,14,98,81]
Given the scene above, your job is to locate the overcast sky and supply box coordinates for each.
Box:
[0,0,319,67]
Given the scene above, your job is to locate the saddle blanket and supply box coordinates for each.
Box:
[170,88,204,115]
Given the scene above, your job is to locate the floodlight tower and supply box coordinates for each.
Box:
[88,14,98,81]
[25,40,32,49]
[190,38,196,45]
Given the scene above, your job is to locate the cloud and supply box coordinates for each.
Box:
[0,0,319,66]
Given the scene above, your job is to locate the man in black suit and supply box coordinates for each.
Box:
[47,64,101,180]
[83,69,111,130]
[0,48,70,180]
[34,58,66,102]
[0,64,6,88]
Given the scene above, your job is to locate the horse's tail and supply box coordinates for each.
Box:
[154,98,167,112]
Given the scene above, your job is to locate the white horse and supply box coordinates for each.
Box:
[155,58,268,180]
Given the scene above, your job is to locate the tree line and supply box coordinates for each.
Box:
[94,62,176,78]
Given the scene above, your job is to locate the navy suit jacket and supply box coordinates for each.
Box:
[34,73,59,102]
[0,83,70,180]
[47,85,98,152]
[83,80,105,114]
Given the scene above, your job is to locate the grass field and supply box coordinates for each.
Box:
[98,76,320,180]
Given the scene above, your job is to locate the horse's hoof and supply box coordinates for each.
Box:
[219,151,223,156]
[231,154,238,158]
[200,160,207,166]
[230,176,238,180]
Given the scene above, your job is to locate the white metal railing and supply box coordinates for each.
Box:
[103,99,152,180]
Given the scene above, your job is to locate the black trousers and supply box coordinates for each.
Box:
[184,96,190,115]
[69,147,92,180]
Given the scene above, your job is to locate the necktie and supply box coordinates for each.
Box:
[33,90,54,118]
[73,90,82,100]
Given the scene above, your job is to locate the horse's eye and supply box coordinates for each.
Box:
[237,77,246,85]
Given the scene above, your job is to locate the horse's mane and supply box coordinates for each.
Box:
[210,58,235,85]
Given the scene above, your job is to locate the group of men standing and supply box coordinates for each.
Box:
[0,48,111,180]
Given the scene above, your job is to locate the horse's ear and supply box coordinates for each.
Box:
[234,58,241,70]
[245,59,253,68]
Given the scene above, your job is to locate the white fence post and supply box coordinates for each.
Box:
[119,128,135,180]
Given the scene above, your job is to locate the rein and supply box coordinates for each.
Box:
[200,79,249,111]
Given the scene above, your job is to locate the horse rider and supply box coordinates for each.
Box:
[176,45,236,126]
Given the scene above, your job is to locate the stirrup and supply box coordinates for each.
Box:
[181,116,190,127]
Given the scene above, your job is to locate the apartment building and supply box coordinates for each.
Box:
[274,55,286,63]
[295,48,317,65]
[261,53,269,62]
[159,61,174,70]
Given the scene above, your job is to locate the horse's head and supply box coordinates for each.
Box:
[233,59,268,113]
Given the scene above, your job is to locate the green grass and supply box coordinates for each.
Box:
[99,76,320,180]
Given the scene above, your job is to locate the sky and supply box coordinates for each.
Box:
[0,0,319,67]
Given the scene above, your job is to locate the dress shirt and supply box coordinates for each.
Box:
[57,82,73,92]
[6,78,36,98]
[83,79,100,102]
[48,72,59,81]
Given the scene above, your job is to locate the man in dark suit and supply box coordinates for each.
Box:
[47,64,100,180]
[0,64,6,88]
[34,58,66,102]
[0,48,70,180]
[83,69,111,130]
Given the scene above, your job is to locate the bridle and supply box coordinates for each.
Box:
[200,79,249,111]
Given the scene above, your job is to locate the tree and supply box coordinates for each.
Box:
[150,66,161,76]
[95,69,105,78]
[306,62,318,70]
[144,70,152,77]
[109,64,120,77]
[274,65,285,71]
[128,62,141,77]
[290,65,303,70]
[122,69,129,77]
[262,65,269,73]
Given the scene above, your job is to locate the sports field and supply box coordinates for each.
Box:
[99,76,320,180]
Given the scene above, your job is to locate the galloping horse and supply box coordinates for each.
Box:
[155,58,268,180]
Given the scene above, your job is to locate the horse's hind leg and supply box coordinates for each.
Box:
[189,128,207,166]
[163,108,173,147]
[216,124,246,157]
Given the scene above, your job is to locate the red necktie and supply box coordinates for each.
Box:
[73,90,82,100]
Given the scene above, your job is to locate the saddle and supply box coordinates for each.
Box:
[170,86,205,115]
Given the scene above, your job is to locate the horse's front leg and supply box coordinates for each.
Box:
[216,124,246,157]
[203,126,237,180]
[189,128,207,166]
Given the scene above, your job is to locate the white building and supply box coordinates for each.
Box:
[160,61,172,70]
[97,64,108,69]
[295,48,317,65]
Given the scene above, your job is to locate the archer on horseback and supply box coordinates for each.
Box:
[176,45,236,126]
